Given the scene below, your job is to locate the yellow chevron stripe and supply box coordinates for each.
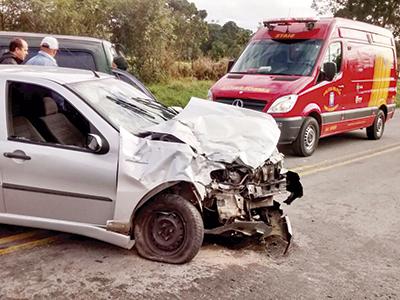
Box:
[0,230,42,245]
[0,236,59,255]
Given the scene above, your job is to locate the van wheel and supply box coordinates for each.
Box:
[366,110,385,140]
[292,117,320,157]
[134,194,204,264]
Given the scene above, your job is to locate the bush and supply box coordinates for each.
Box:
[169,61,194,79]
[192,57,229,81]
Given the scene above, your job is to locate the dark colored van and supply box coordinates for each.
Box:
[209,18,397,156]
[0,31,155,101]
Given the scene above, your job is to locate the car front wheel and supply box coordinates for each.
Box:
[134,194,204,264]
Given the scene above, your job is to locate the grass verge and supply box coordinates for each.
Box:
[148,79,214,107]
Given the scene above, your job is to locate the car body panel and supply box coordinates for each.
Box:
[0,66,300,254]
[0,74,120,224]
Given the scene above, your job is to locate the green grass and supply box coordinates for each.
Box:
[148,79,214,107]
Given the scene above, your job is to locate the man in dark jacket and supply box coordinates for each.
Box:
[0,38,29,64]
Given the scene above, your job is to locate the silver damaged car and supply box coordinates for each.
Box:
[0,65,303,264]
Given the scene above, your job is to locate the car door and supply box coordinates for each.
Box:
[0,77,119,225]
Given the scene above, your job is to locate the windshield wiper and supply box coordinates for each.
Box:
[133,97,177,117]
[106,95,157,120]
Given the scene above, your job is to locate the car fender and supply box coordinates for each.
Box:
[107,180,203,235]
[132,180,203,219]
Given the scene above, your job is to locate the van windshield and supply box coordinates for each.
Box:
[231,39,323,76]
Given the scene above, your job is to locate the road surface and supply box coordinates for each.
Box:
[1,115,399,299]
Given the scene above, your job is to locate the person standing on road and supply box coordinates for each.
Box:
[25,37,59,67]
[0,38,29,64]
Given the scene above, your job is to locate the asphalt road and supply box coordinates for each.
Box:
[1,115,400,299]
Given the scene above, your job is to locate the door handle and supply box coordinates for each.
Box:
[4,151,31,161]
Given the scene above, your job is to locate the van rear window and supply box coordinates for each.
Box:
[231,39,322,76]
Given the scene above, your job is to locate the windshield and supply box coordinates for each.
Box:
[68,78,176,134]
[231,39,323,76]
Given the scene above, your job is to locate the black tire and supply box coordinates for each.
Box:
[366,109,385,140]
[292,117,320,157]
[134,194,204,264]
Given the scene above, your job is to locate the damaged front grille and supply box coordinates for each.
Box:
[202,151,302,251]
[206,153,287,224]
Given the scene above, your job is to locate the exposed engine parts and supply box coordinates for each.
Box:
[204,152,302,249]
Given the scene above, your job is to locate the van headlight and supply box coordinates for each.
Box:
[207,89,213,100]
[267,94,298,113]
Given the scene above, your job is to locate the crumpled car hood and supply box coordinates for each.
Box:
[145,97,281,169]
[113,97,282,222]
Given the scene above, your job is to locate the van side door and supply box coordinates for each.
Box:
[316,41,348,136]
[0,78,119,225]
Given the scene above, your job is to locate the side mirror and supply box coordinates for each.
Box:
[227,60,235,73]
[113,56,128,71]
[323,62,337,81]
[87,134,104,153]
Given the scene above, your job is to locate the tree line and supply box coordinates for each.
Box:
[312,0,400,56]
[0,0,252,82]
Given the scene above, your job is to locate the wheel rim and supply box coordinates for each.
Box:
[148,212,185,253]
[376,115,384,137]
[303,125,316,152]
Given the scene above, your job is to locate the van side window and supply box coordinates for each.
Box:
[318,42,342,82]
[323,42,342,73]
[7,82,98,150]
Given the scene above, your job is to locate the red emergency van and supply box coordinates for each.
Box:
[209,17,397,156]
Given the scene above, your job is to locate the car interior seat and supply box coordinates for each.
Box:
[10,96,45,142]
[12,116,45,142]
[39,97,85,147]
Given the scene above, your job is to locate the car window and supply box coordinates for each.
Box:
[7,81,101,151]
[55,50,97,70]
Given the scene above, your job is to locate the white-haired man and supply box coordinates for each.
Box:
[26,36,59,67]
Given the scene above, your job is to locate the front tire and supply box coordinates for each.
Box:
[292,117,320,157]
[367,109,385,140]
[134,194,204,264]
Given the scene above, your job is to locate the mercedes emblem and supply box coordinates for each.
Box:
[232,99,244,108]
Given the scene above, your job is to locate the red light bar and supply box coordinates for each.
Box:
[263,17,319,30]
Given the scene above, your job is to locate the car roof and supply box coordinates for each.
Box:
[0,31,106,44]
[0,65,112,84]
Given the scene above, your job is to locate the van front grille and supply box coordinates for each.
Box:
[215,98,267,112]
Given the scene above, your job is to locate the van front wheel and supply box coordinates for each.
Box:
[366,109,385,140]
[292,117,320,157]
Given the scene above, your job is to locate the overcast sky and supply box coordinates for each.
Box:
[189,0,319,31]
